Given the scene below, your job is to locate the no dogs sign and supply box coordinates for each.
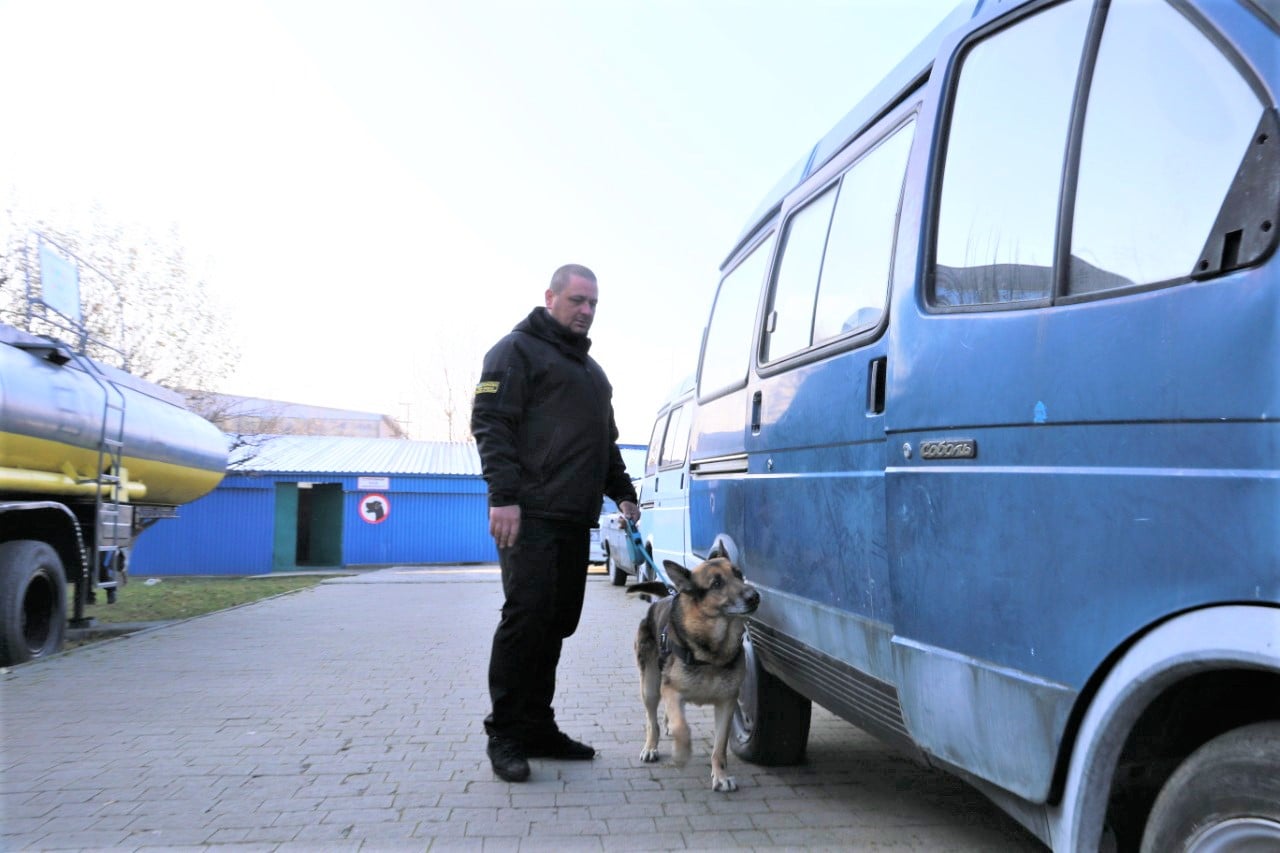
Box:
[359,493,390,524]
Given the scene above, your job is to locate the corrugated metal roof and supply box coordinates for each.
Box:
[230,435,484,476]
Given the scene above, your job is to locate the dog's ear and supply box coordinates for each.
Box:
[663,560,695,592]
[707,541,728,560]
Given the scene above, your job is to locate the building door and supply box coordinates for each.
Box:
[272,483,298,570]
[297,483,343,567]
[273,482,345,569]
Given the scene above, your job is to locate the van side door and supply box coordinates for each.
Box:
[740,104,919,733]
[689,231,777,563]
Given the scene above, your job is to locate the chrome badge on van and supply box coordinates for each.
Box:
[919,438,977,460]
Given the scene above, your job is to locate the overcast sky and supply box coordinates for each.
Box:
[0,0,958,442]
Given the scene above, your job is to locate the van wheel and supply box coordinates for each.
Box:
[1139,721,1280,853]
[638,545,657,585]
[730,629,811,765]
[0,540,68,666]
[606,545,626,586]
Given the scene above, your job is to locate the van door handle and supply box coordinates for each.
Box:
[868,357,887,415]
[751,391,762,434]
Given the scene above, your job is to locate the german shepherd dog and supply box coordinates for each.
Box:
[629,557,760,791]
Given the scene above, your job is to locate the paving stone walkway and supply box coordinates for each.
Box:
[1,567,1044,851]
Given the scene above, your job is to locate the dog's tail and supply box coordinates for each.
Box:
[626,581,672,599]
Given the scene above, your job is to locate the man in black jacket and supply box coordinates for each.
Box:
[471,263,640,783]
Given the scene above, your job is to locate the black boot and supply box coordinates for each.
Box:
[487,735,530,782]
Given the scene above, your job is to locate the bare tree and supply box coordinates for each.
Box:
[0,198,239,392]
[408,327,480,442]
[0,197,31,317]
[181,391,286,471]
[430,360,477,442]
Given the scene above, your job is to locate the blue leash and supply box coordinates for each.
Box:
[624,518,674,590]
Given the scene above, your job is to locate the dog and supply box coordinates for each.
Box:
[629,556,760,791]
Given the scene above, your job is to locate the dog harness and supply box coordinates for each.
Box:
[653,595,744,669]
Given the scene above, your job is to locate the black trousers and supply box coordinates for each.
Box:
[484,516,590,743]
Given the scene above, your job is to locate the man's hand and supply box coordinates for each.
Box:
[489,504,521,549]
[619,500,640,524]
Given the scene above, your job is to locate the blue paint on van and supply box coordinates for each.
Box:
[636,374,697,571]
[688,1,1280,849]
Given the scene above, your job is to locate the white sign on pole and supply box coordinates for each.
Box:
[38,243,81,322]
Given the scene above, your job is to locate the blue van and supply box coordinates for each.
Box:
[688,1,1280,850]
[637,374,697,572]
[601,376,697,585]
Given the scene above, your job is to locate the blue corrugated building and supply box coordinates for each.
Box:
[130,436,647,575]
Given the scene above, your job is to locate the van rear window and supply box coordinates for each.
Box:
[1068,0,1266,295]
[933,0,1270,308]
[933,0,1091,308]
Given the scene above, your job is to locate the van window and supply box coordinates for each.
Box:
[659,403,691,469]
[933,0,1092,307]
[1067,0,1265,294]
[763,187,837,361]
[762,120,918,360]
[701,233,776,398]
[644,415,666,475]
[813,121,916,344]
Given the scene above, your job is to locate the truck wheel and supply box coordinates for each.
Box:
[606,545,626,586]
[1140,721,1280,853]
[0,540,68,665]
[730,629,811,765]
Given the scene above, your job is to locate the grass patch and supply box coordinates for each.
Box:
[73,575,331,624]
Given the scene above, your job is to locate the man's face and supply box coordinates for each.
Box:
[545,274,598,337]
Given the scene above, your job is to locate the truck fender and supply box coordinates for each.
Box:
[1046,606,1280,851]
[0,501,89,583]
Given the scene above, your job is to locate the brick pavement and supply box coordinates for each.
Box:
[1,567,1044,851]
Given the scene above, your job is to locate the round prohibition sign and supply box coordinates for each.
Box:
[359,493,390,524]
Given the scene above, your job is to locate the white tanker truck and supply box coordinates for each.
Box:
[0,321,229,665]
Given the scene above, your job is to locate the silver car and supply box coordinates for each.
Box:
[588,497,617,565]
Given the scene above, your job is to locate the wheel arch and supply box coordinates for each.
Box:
[1048,605,1280,851]
[703,533,741,567]
[0,502,88,583]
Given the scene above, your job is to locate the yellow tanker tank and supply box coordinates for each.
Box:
[0,324,228,505]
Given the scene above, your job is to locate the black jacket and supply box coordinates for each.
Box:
[471,307,637,526]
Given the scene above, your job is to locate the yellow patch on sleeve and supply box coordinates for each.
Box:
[475,380,501,395]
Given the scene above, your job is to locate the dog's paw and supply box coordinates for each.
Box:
[712,775,738,792]
[639,747,660,763]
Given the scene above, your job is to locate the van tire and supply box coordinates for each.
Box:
[0,540,68,665]
[639,545,657,585]
[731,630,811,765]
[1139,721,1280,853]
[606,545,626,586]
